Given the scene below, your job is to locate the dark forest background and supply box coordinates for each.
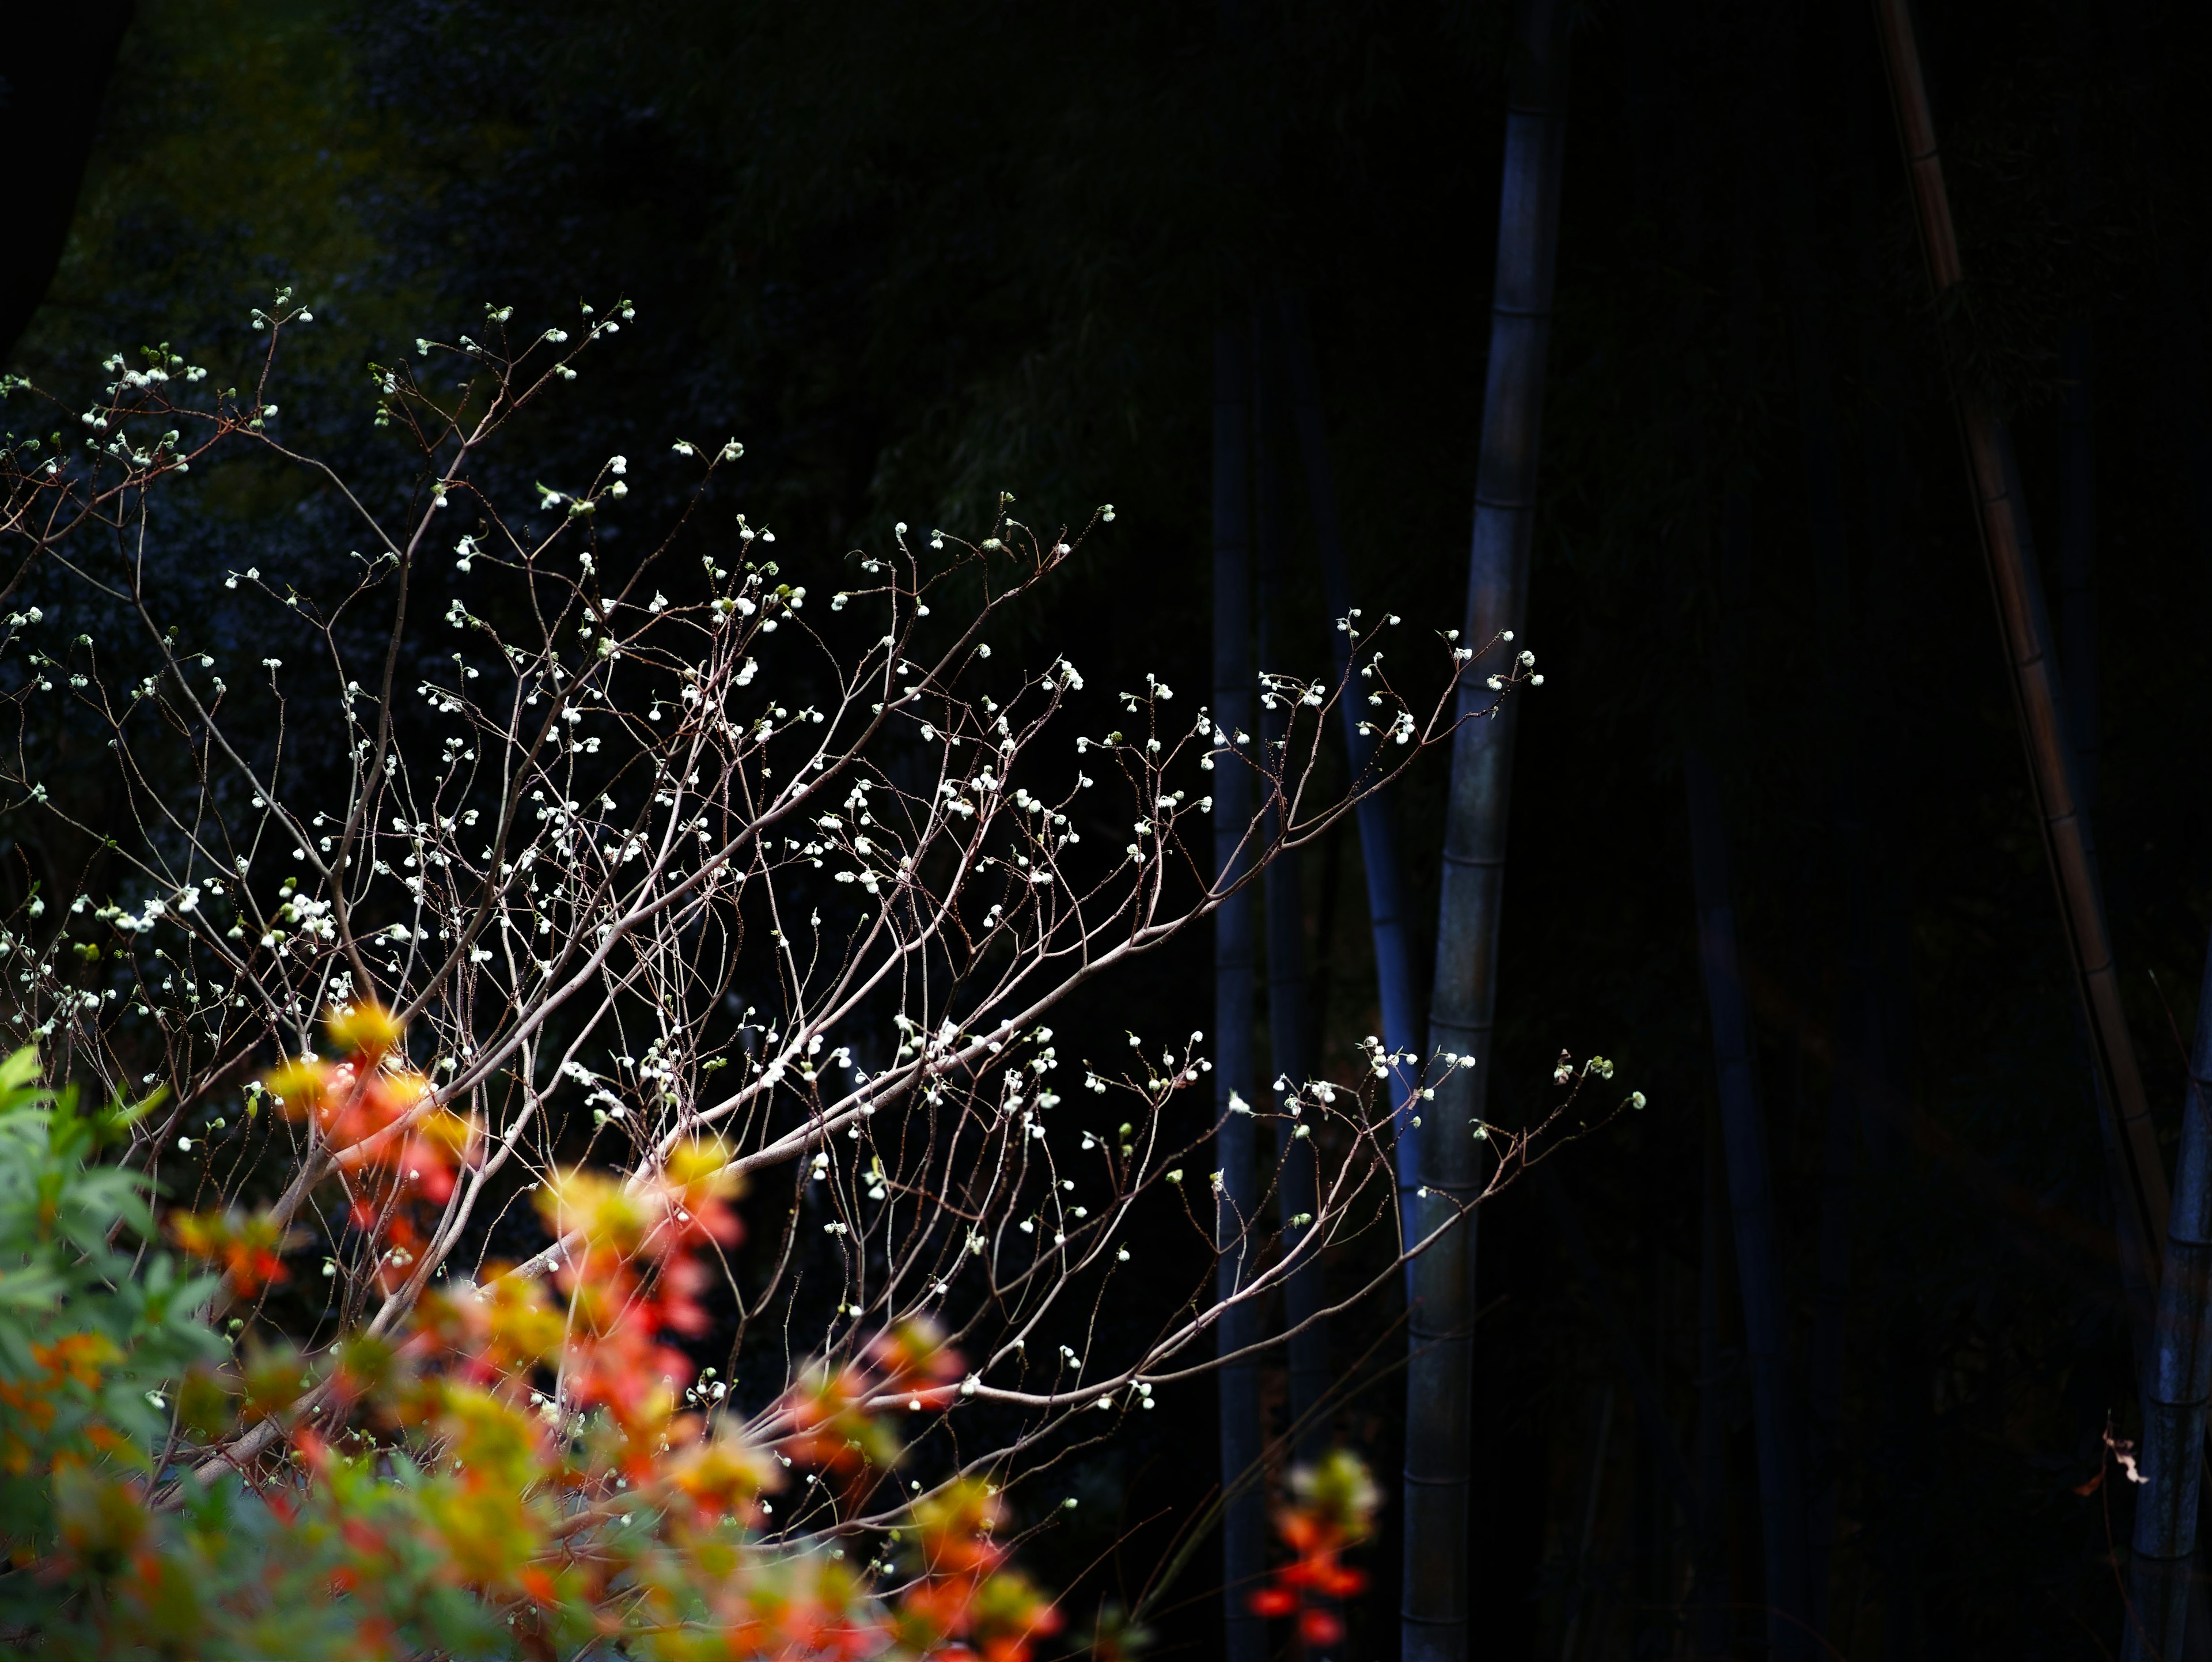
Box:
[8,0,2212,1656]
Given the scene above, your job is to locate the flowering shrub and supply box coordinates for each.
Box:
[0,1023,1059,1659]
[0,1049,220,1543]
[1248,1449,1381,1648]
[0,294,1589,1654]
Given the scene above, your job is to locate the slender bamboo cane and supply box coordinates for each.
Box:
[2056,57,2097,817]
[2069,94,2212,1487]
[1212,320,1264,1662]
[1694,1108,1736,1662]
[2101,21,2212,1652]
[1686,751,1813,1662]
[1870,0,2169,1269]
[1404,1,1569,1655]
[1254,319,1329,1470]
[2058,323,2097,818]
[1558,1385,1616,1662]
[1277,287,1423,1293]
[1779,101,1870,1639]
[1846,83,1940,1654]
[2122,930,2212,1662]
[1805,1026,1863,1638]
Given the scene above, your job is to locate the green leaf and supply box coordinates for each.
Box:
[0,1044,42,1098]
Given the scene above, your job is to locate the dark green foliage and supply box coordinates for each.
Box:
[0,1047,222,1569]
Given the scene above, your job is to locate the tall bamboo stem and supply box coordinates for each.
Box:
[2057,57,2099,817]
[1277,288,1424,1291]
[1870,0,2169,1269]
[1694,1107,1736,1661]
[2058,325,2097,817]
[2122,930,2212,1662]
[1779,85,1870,1638]
[1255,319,1328,1469]
[1686,752,1812,1662]
[1211,320,1264,1662]
[1403,1,1568,1655]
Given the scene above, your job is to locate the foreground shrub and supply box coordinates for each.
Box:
[0,294,1541,1655]
[0,1027,1058,1658]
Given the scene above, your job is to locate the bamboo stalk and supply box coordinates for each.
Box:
[2057,41,2097,815]
[1686,752,1813,1662]
[1777,91,1876,1638]
[1404,0,1569,1655]
[1211,320,1265,1662]
[1276,286,1424,1293]
[2057,323,2097,817]
[1694,1107,1735,1662]
[1558,1384,1616,1662]
[2121,930,2212,1662]
[1869,0,2169,1261]
[1255,318,1329,1470]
